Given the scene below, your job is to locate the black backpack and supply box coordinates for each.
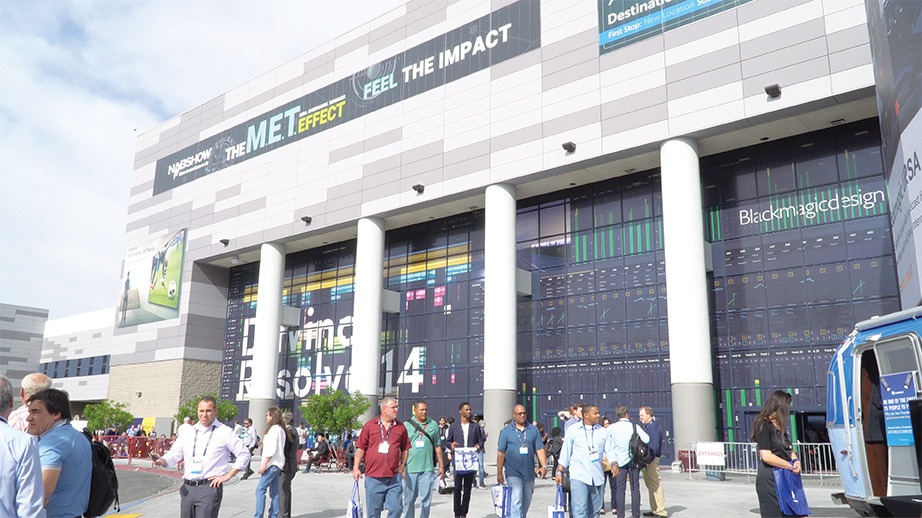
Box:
[83,429,119,517]
[546,436,563,458]
[629,423,654,469]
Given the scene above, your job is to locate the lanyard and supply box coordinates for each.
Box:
[582,424,596,452]
[379,419,394,443]
[513,424,528,447]
[193,425,216,458]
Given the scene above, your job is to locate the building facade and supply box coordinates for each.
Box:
[0,303,48,386]
[115,0,911,457]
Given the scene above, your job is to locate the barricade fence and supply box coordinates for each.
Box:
[682,441,838,485]
[93,435,175,465]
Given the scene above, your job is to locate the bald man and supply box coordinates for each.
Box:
[8,373,52,432]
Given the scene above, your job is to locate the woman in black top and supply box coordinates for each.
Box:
[751,390,804,517]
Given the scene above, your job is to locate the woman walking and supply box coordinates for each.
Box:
[254,407,286,518]
[751,390,805,517]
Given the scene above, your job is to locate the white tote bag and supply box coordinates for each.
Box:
[453,447,479,474]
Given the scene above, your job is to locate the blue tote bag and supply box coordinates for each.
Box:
[773,463,810,516]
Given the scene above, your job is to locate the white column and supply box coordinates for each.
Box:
[483,183,518,449]
[249,242,286,424]
[350,217,385,421]
[660,138,716,451]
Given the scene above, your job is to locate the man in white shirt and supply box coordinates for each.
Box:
[152,396,251,517]
[177,416,194,437]
[609,406,649,518]
[0,374,45,518]
[8,373,52,432]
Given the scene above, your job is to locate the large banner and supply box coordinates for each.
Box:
[865,0,922,308]
[153,0,541,195]
[116,229,187,327]
[598,0,751,55]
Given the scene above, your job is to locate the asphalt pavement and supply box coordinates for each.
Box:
[106,459,857,518]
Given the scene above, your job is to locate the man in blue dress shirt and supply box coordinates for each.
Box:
[496,404,547,518]
[0,374,45,518]
[555,404,614,517]
[609,406,649,518]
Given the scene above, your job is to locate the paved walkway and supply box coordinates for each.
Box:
[107,462,856,517]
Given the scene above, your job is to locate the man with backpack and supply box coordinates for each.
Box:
[608,406,649,518]
[26,388,91,518]
[638,407,666,517]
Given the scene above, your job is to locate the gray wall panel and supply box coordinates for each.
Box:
[544,106,600,136]
[444,153,490,180]
[741,55,830,96]
[362,180,401,201]
[328,180,363,200]
[363,168,400,190]
[827,24,870,54]
[543,58,599,91]
[402,141,444,165]
[667,63,741,100]
[829,45,872,73]
[541,28,597,62]
[369,19,407,54]
[303,51,335,75]
[401,154,443,177]
[215,184,241,202]
[602,103,668,136]
[601,86,668,120]
[329,140,365,164]
[407,9,447,38]
[542,41,598,76]
[237,197,267,216]
[741,37,828,78]
[491,50,541,80]
[125,218,148,233]
[129,181,154,197]
[444,140,490,166]
[736,0,812,24]
[335,33,370,58]
[666,45,741,83]
[740,18,826,60]
[128,198,152,215]
[364,153,402,177]
[491,123,542,152]
[247,88,275,109]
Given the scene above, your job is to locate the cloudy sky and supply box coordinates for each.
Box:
[0,1,406,319]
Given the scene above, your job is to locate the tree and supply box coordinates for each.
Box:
[299,390,369,440]
[84,399,135,432]
[174,393,239,424]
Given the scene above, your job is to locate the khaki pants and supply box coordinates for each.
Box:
[643,457,667,516]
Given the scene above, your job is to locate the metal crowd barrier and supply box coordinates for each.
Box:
[94,435,175,465]
[683,441,838,486]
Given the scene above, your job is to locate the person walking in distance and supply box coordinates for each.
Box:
[352,397,409,518]
[0,374,44,518]
[447,401,486,518]
[638,407,666,517]
[609,406,649,518]
[253,407,286,518]
[496,404,547,518]
[555,404,613,518]
[241,418,258,479]
[278,412,298,518]
[402,399,445,518]
[151,396,251,517]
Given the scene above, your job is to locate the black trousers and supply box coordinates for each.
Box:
[279,469,296,518]
[453,471,475,516]
[179,482,223,517]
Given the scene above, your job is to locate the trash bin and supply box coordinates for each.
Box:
[677,450,696,472]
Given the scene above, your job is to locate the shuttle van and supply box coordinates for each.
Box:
[827,306,922,516]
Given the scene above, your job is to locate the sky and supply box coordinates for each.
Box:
[0,0,406,319]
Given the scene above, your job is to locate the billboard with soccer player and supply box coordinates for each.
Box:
[116,229,187,327]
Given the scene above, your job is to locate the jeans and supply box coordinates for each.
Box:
[477,450,486,486]
[402,471,436,518]
[453,471,475,516]
[254,465,281,518]
[365,475,402,518]
[506,476,535,518]
[569,479,603,518]
[615,465,641,518]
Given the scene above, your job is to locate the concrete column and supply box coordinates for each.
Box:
[249,242,286,424]
[660,138,717,451]
[484,183,517,450]
[351,217,386,422]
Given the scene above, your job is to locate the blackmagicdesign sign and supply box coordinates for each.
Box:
[598,0,751,55]
[153,0,541,195]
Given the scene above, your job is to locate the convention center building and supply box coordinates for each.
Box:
[44,0,919,461]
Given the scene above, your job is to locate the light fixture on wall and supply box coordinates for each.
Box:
[219,239,229,246]
[136,392,142,398]
[562,141,576,153]
[231,256,241,265]
[764,84,781,98]
[300,216,312,225]
[412,184,425,194]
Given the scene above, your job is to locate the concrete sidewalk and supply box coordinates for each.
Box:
[108,465,856,518]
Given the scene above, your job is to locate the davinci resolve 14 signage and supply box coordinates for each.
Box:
[597,0,751,54]
[153,0,541,195]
